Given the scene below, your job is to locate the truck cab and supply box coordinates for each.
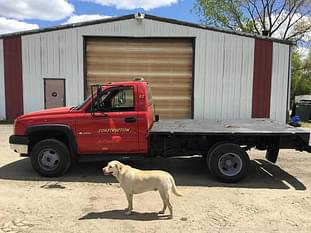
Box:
[74,82,154,155]
[10,80,154,177]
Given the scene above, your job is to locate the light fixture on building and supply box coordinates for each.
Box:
[135,12,145,20]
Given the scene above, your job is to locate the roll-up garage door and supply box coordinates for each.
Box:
[86,37,193,119]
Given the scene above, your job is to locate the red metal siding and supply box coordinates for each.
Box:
[252,39,273,118]
[4,36,23,119]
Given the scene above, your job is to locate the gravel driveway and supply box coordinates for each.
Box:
[1,124,311,233]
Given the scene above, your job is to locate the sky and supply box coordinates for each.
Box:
[0,0,200,34]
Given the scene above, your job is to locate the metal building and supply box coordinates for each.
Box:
[0,14,292,122]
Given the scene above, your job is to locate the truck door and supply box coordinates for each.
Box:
[76,86,140,154]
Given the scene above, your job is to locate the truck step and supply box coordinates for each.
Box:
[78,154,146,163]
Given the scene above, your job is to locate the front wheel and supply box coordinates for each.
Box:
[31,139,71,177]
[207,143,249,183]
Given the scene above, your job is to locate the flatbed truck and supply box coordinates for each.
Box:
[9,80,311,182]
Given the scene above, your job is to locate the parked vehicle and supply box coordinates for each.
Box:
[9,80,311,182]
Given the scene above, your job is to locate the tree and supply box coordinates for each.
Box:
[291,49,304,100]
[303,48,311,77]
[193,0,311,42]
[291,48,311,102]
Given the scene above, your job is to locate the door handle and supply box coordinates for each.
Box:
[92,112,108,118]
[124,117,137,123]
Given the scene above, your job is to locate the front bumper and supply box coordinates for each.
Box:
[9,135,29,154]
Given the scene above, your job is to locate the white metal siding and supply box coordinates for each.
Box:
[0,39,5,119]
[22,29,82,113]
[270,43,290,123]
[22,35,44,113]
[201,33,254,120]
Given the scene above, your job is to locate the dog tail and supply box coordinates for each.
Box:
[169,175,182,196]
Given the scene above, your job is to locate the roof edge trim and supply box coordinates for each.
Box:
[0,13,294,45]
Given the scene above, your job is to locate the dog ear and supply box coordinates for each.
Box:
[115,163,122,172]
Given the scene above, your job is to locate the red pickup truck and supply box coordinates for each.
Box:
[9,80,311,182]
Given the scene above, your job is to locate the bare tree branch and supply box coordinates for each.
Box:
[270,1,287,30]
[243,1,261,33]
[261,0,267,30]
[287,25,311,41]
[282,1,308,39]
[249,0,266,29]
[266,0,273,32]
[270,1,299,35]
[228,0,245,30]
[287,9,311,31]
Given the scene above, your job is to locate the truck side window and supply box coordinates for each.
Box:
[110,87,134,110]
[89,86,134,112]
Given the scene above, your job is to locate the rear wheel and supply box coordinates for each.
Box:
[207,143,249,183]
[31,139,71,177]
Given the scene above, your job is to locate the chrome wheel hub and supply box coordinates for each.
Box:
[218,152,242,176]
[38,149,60,171]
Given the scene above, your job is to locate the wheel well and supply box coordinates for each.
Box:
[28,130,69,154]
[206,135,278,153]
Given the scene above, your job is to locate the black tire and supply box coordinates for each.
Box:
[207,143,249,183]
[31,139,71,177]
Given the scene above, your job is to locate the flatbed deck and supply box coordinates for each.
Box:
[150,119,309,136]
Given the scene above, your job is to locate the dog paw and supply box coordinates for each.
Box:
[125,211,132,216]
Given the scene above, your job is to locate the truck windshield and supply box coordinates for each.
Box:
[73,95,92,110]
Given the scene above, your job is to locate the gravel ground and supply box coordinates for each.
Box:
[1,124,311,233]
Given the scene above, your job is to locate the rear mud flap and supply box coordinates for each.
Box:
[265,137,280,163]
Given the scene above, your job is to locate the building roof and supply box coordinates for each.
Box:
[0,14,294,45]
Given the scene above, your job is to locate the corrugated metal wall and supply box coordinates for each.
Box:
[270,43,290,123]
[19,18,290,122]
[22,34,43,113]
[252,39,273,118]
[3,36,24,119]
[200,32,254,120]
[22,29,82,113]
[0,39,5,119]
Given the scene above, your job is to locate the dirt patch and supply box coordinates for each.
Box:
[1,124,311,232]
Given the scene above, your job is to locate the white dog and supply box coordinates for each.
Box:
[102,160,182,219]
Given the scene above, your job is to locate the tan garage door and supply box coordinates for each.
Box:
[86,37,193,119]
